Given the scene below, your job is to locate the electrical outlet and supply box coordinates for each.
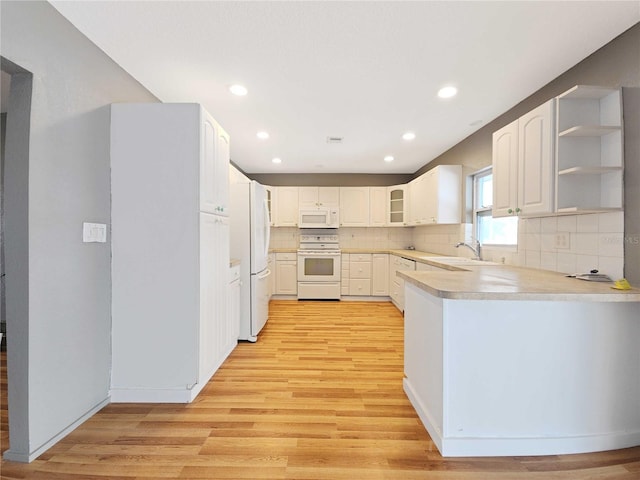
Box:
[554,232,570,249]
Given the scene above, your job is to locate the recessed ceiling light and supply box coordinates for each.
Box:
[272,157,282,164]
[402,132,416,141]
[437,86,457,99]
[229,84,248,96]
[257,131,269,139]
[384,156,395,163]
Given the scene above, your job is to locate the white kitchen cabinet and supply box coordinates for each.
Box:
[372,254,389,296]
[369,187,388,226]
[408,175,427,225]
[341,253,389,297]
[273,187,299,226]
[343,253,372,296]
[228,263,241,347]
[299,186,339,209]
[387,185,408,226]
[110,103,230,403]
[275,252,297,295]
[340,187,370,226]
[492,119,519,217]
[409,165,462,225]
[389,255,416,311]
[492,99,555,218]
[555,86,623,213]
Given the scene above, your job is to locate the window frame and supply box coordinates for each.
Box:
[472,167,518,249]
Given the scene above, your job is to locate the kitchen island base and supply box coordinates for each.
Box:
[403,282,640,457]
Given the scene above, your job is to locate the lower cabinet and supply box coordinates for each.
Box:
[342,253,389,297]
[275,252,297,295]
[372,254,389,296]
[389,255,416,311]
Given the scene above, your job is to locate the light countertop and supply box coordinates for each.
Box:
[398,264,640,302]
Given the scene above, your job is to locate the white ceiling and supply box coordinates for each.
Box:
[50,1,639,174]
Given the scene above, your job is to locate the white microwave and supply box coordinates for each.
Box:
[298,208,339,228]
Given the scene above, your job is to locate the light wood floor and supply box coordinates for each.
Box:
[1,300,639,479]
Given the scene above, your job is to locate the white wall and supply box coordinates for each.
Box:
[1,1,158,461]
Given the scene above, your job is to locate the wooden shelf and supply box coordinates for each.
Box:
[559,125,621,137]
[558,166,622,175]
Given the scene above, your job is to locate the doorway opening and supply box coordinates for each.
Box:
[1,56,33,461]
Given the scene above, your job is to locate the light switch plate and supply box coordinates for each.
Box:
[83,222,107,243]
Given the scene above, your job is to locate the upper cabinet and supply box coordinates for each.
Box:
[369,187,387,227]
[492,99,555,218]
[273,186,299,227]
[555,86,623,213]
[340,187,370,227]
[200,110,230,216]
[387,185,408,226]
[408,165,462,225]
[299,186,339,209]
[492,86,624,218]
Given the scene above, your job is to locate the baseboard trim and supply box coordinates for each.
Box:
[3,397,110,463]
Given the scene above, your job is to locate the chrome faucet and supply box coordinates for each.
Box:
[455,240,481,260]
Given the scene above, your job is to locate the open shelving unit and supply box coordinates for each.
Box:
[555,85,623,214]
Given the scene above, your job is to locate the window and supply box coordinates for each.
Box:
[473,169,518,246]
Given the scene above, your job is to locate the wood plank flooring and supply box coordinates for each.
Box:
[1,300,639,479]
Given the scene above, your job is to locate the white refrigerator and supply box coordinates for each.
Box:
[230,180,271,342]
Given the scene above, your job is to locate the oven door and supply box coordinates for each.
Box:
[297,252,341,282]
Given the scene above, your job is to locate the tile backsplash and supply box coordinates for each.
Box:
[269,211,625,279]
[511,211,625,279]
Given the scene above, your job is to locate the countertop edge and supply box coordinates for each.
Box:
[399,271,640,302]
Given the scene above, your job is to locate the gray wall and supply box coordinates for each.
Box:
[1,1,158,461]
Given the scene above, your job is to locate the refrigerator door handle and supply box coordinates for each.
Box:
[256,268,271,280]
[263,198,271,258]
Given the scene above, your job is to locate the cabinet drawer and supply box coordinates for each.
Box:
[349,261,371,279]
[349,279,371,296]
[350,253,371,262]
[275,252,297,261]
